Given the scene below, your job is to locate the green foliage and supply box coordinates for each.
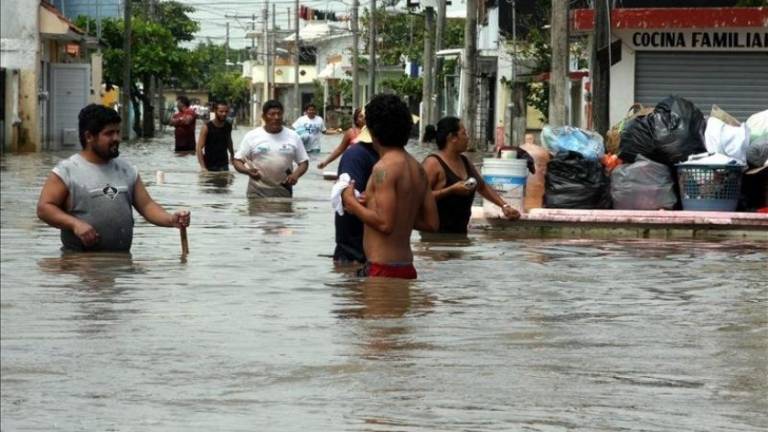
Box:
[312,80,325,110]
[519,25,551,121]
[180,42,228,89]
[337,80,353,104]
[74,1,199,87]
[208,72,250,107]
[527,82,549,123]
[361,8,464,66]
[507,0,592,121]
[134,0,199,42]
[381,75,422,102]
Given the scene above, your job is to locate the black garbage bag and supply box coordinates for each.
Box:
[618,114,655,164]
[544,151,612,209]
[648,96,706,165]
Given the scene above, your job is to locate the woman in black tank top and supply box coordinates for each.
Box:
[422,117,521,234]
[424,153,475,233]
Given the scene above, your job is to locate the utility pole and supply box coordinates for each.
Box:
[155,1,165,135]
[144,0,156,137]
[434,0,446,121]
[251,14,256,60]
[549,0,569,126]
[421,6,435,139]
[225,22,230,68]
[121,0,132,140]
[263,2,270,107]
[592,0,610,135]
[461,0,477,150]
[294,0,301,120]
[510,0,526,148]
[271,3,276,99]
[351,0,360,109]
[368,0,376,99]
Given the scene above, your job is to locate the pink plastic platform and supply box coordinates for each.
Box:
[469,207,768,240]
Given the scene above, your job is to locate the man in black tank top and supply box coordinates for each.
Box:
[196,102,234,171]
[423,117,520,234]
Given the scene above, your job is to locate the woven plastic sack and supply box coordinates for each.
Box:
[542,125,605,161]
[606,103,654,154]
[611,156,677,210]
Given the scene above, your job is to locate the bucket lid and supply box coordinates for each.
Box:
[483,158,528,166]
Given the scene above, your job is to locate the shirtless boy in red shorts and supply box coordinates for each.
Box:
[342,94,439,279]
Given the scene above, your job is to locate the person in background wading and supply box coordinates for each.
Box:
[422,116,521,234]
[331,113,378,265]
[170,95,197,152]
[196,101,234,172]
[233,100,309,198]
[318,107,366,170]
[292,103,340,154]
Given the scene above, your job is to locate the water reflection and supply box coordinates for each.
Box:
[198,171,234,194]
[334,278,434,360]
[36,252,142,335]
[2,133,766,431]
[246,197,294,216]
[417,233,473,261]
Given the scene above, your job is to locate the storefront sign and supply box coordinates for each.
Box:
[626,30,768,51]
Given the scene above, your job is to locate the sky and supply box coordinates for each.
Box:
[177,0,468,50]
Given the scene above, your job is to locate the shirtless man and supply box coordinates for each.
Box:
[341,94,439,279]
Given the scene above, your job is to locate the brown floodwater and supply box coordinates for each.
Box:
[1,129,767,431]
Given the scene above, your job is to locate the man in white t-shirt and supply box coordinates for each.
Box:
[233,100,309,198]
[291,103,329,153]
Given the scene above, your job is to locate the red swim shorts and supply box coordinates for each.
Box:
[358,262,417,280]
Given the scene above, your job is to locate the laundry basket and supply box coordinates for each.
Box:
[676,164,743,211]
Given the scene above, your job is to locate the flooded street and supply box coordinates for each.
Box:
[1,128,767,431]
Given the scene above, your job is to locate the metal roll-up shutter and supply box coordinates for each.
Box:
[635,52,768,121]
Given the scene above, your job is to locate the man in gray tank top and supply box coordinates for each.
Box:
[37,104,191,252]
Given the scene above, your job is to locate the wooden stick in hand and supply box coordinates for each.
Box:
[180,226,189,255]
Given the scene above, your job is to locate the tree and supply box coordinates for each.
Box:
[75,1,199,137]
[359,2,464,104]
[208,72,251,112]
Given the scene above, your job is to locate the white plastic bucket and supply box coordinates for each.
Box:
[481,158,528,217]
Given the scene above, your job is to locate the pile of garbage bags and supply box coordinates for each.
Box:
[538,95,767,212]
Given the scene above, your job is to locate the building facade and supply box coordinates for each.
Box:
[573,6,768,124]
[1,0,101,152]
[50,0,121,20]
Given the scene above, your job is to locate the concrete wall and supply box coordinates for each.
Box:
[609,42,636,127]
[1,0,40,151]
[90,52,103,104]
[1,0,39,70]
[478,7,499,51]
[314,35,353,73]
